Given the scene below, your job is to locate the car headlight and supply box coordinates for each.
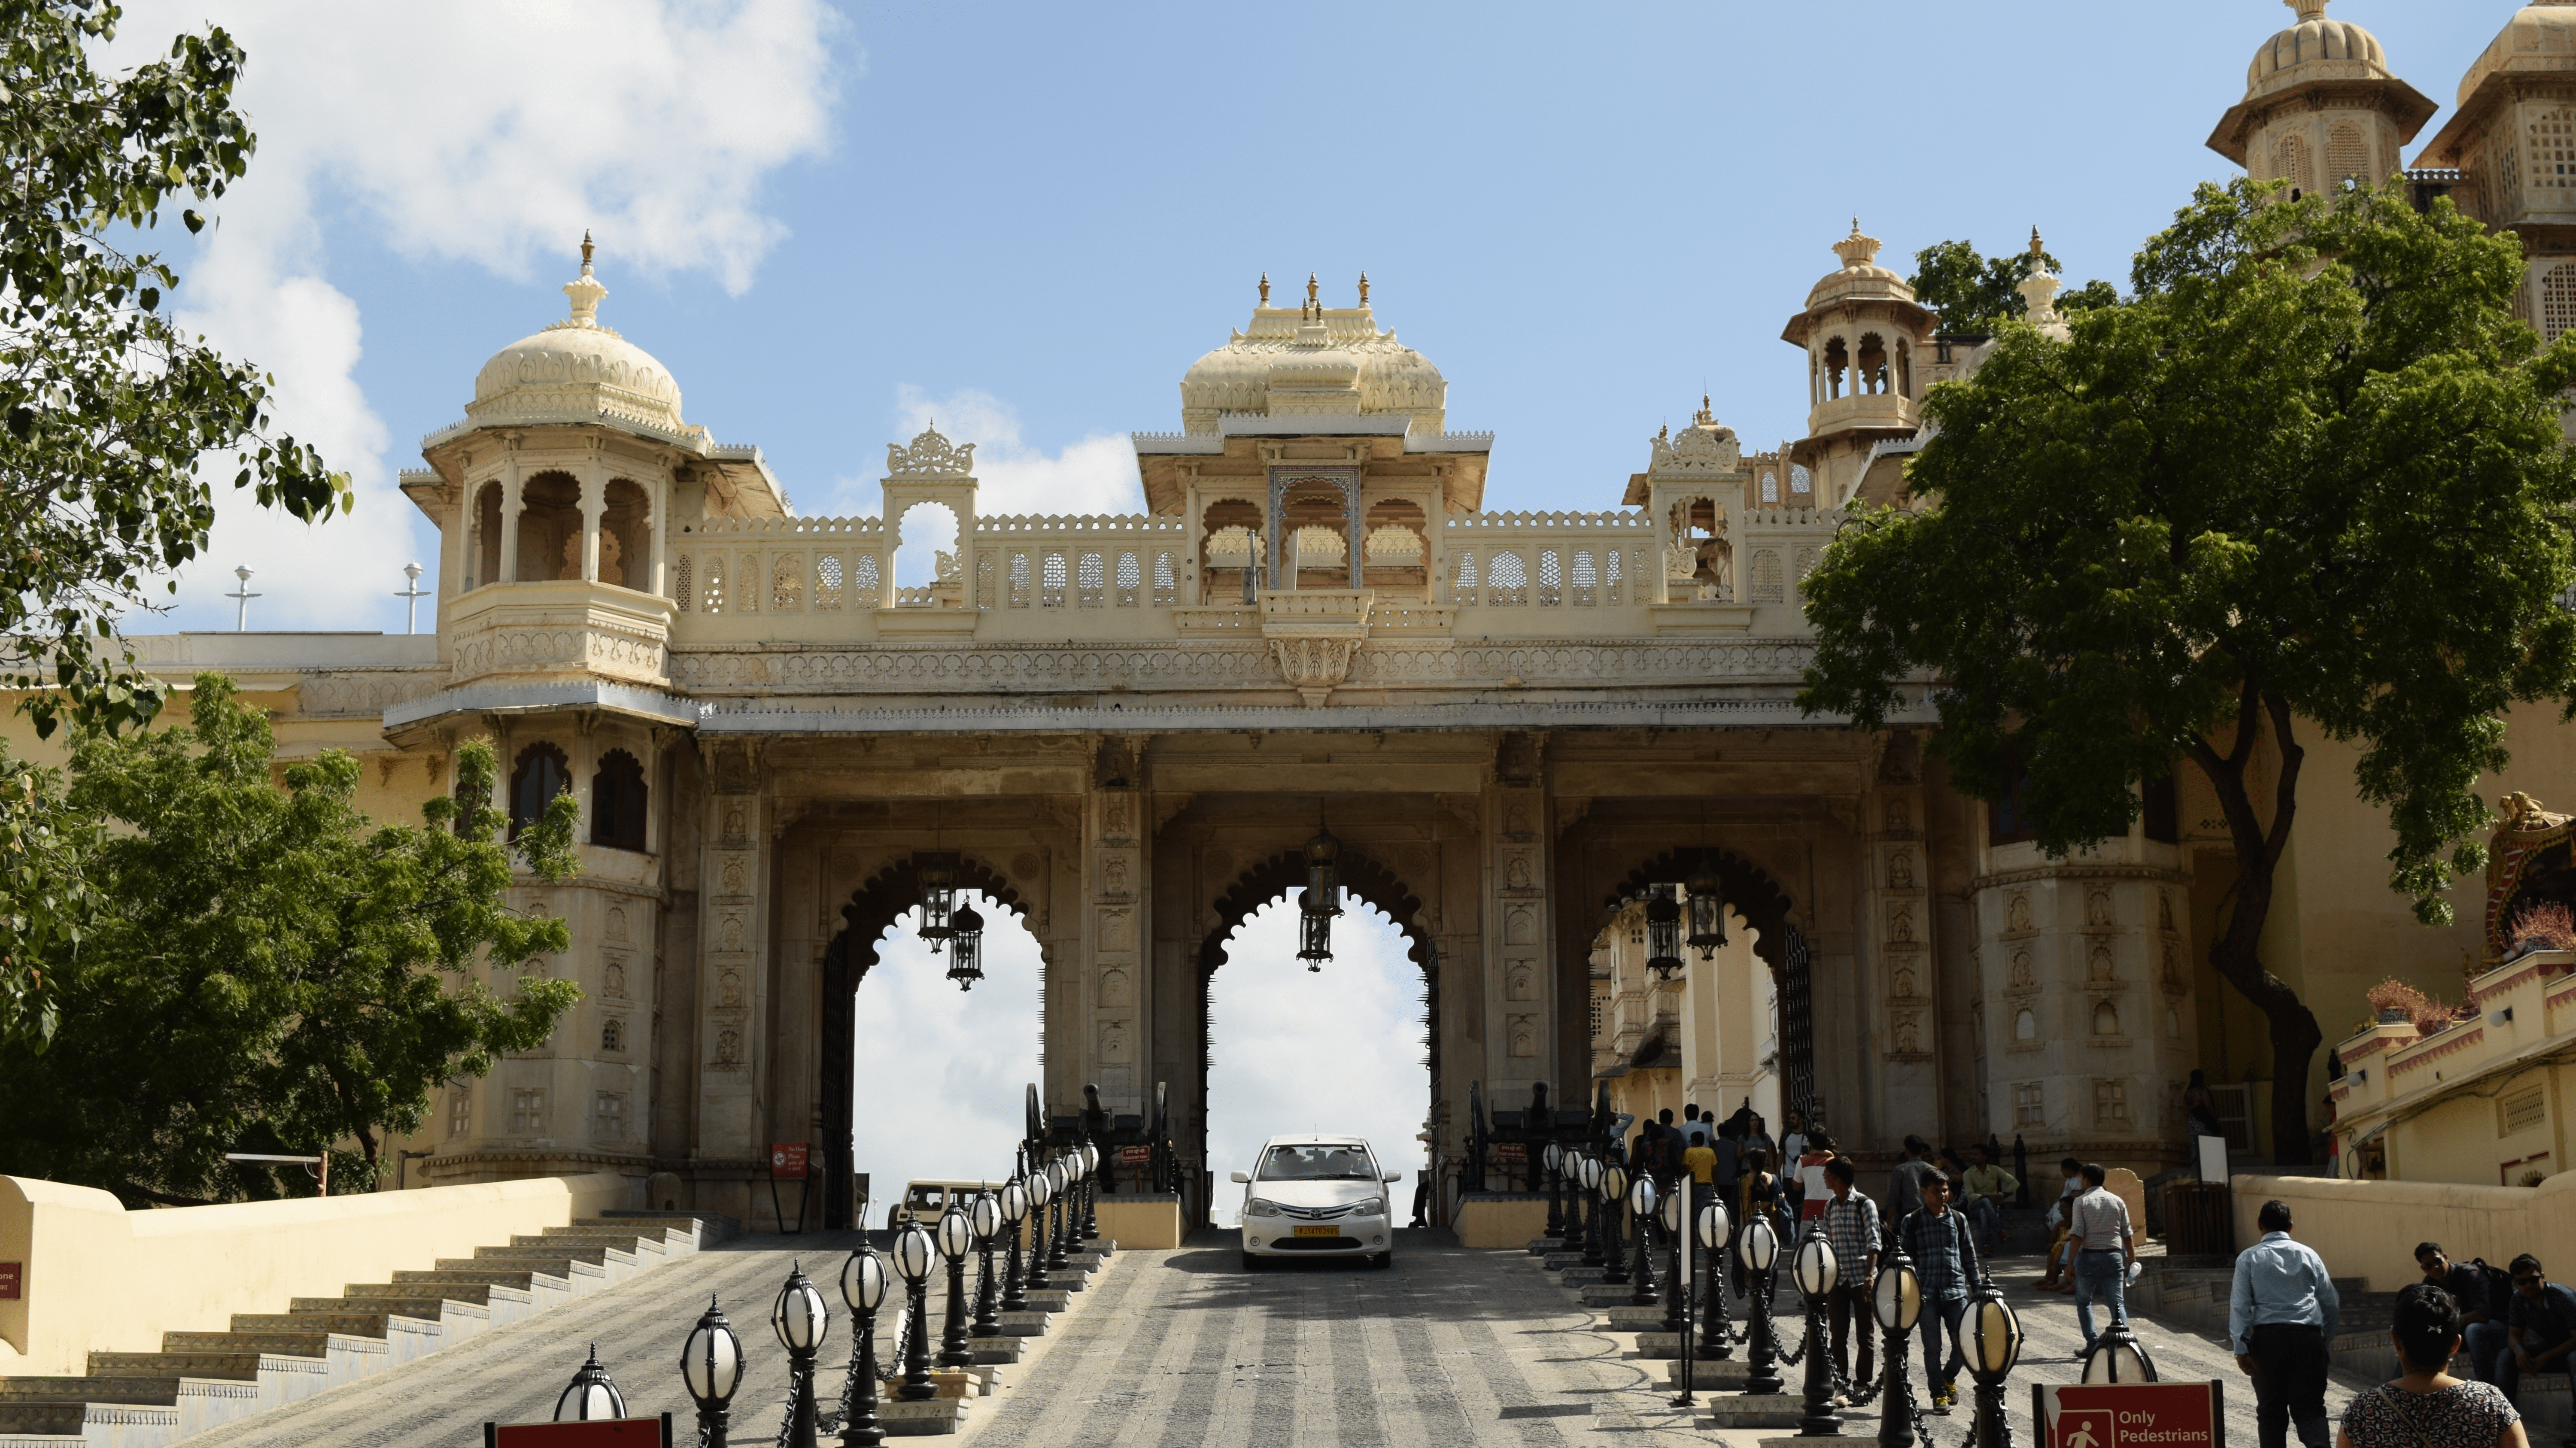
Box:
[1244,1198,1284,1218]
[1346,1197,1386,1217]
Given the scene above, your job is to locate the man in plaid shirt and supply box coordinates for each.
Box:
[1820,1157,1879,1400]
[1899,1171,1985,1413]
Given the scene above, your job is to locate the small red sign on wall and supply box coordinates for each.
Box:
[1494,1143,1528,1163]
[1119,1145,1150,1165]
[771,1143,809,1180]
[0,1262,19,1299]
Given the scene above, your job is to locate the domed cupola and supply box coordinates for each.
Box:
[1176,273,1447,434]
[467,234,687,436]
[2208,0,2434,194]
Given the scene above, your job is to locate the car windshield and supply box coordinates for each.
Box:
[1258,1144,1377,1181]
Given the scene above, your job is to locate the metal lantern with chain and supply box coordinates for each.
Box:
[1738,1211,1784,1395]
[1687,853,1729,958]
[917,854,958,950]
[838,1234,890,1448]
[1970,1271,2029,1448]
[1873,1235,1924,1448]
[1696,1199,1734,1360]
[2079,1312,2156,1384]
[1644,883,1684,980]
[553,1342,626,1421]
[1793,1225,1842,1435]
[769,1262,829,1448]
[1297,824,1343,970]
[1599,1161,1632,1286]
[1625,1174,1659,1304]
[679,1296,745,1448]
[944,901,985,990]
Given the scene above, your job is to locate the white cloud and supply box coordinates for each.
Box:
[102,0,842,630]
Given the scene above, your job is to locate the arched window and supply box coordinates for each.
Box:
[1760,471,1779,503]
[509,742,571,840]
[1822,337,1849,399]
[2271,132,2314,198]
[2326,122,2370,190]
[591,748,648,852]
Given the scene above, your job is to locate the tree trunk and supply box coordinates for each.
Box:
[2187,685,2325,1166]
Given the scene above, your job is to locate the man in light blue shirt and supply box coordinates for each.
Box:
[2228,1200,2340,1448]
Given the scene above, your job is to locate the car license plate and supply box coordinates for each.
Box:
[1292,1224,1339,1238]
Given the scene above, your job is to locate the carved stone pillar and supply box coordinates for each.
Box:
[580,449,606,583]
[1480,733,1551,1103]
[1082,756,1151,1121]
[498,450,524,583]
[1867,768,1941,1144]
[693,738,770,1224]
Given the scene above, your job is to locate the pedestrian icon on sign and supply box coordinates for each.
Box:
[2068,1422,2100,1448]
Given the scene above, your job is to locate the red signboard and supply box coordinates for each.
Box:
[486,1415,669,1447]
[0,1262,18,1299]
[771,1143,809,1180]
[2035,1382,2225,1448]
[1493,1142,1527,1163]
[1118,1145,1150,1165]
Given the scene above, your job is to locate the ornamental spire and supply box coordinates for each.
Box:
[563,231,607,327]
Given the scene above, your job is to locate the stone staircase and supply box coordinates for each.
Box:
[0,1210,734,1448]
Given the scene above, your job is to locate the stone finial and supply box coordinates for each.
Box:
[2017,238,2069,339]
[2285,0,2327,20]
[1259,272,1270,307]
[1832,220,1883,270]
[1695,392,1715,426]
[563,231,607,328]
[886,423,977,479]
[1306,272,1319,307]
[2029,226,2045,259]
[1358,270,1371,306]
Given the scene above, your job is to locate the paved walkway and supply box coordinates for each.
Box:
[182,1227,2368,1448]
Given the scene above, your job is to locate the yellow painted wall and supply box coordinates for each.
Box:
[1094,1197,1185,1250]
[0,1171,628,1376]
[2230,1171,2576,1292]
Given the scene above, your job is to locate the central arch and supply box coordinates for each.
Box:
[1595,846,1814,1122]
[817,852,1036,1230]
[1192,845,1439,1220]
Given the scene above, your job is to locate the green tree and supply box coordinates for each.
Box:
[0,746,99,1046]
[1909,235,2120,330]
[0,0,348,740]
[1800,179,2576,1164]
[0,675,580,1203]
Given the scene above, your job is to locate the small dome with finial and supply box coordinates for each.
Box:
[1177,273,1445,434]
[2245,0,2392,98]
[1805,219,1918,310]
[469,233,685,434]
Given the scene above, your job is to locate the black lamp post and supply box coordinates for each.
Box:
[1968,1272,2028,1448]
[1660,1184,1689,1333]
[1793,1225,1844,1436]
[1000,1162,1032,1309]
[944,902,985,990]
[1645,885,1684,981]
[1543,1143,1566,1242]
[2078,1311,2155,1384]
[1023,1166,1054,1293]
[680,1296,745,1448]
[838,1236,889,1447]
[1081,1140,1102,1242]
[1740,1211,1785,1395]
[1600,1162,1631,1286]
[1687,855,1729,959]
[1627,1174,1660,1304]
[969,1187,1003,1338]
[1564,1150,1590,1254]
[555,1342,626,1421]
[935,1198,974,1369]
[771,1262,830,1448]
[1050,1157,1076,1272]
[1698,1199,1735,1360]
[1873,1232,1924,1448]
[891,1222,937,1402]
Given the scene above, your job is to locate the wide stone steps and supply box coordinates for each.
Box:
[0,1214,726,1448]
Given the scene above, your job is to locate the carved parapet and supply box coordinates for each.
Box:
[1259,588,1373,707]
[446,580,674,689]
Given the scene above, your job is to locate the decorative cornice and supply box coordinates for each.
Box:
[1968,862,2194,893]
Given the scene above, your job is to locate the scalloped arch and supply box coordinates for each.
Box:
[1599,847,1796,977]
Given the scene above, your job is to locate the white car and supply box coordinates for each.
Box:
[1230,1135,1400,1269]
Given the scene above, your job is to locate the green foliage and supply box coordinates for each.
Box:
[1802,178,2576,1161]
[0,744,99,1046]
[0,675,580,1204]
[1908,236,2120,330]
[0,0,350,743]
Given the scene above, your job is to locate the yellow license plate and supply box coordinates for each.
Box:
[1292,1224,1339,1238]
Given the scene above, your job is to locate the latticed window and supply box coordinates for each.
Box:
[2271,131,2315,195]
[1604,547,1624,606]
[450,1087,471,1138]
[673,554,692,612]
[2529,109,2576,198]
[1751,549,1784,602]
[1009,551,1032,608]
[1115,551,1141,607]
[1536,549,1562,606]
[2012,1082,2043,1128]
[771,555,802,611]
[976,554,996,609]
[737,554,759,611]
[1793,546,1822,587]
[1076,551,1105,607]
[1488,551,1528,606]
[2542,263,2576,340]
[2093,1078,2130,1126]
[1789,465,1813,496]
[814,554,844,610]
[1152,550,1177,605]
[2502,1085,2548,1135]
[1588,994,1604,1044]
[601,1018,624,1053]
[1569,549,1598,606]
[1452,551,1479,605]
[701,557,726,613]
[1041,551,1068,607]
[2326,121,2371,189]
[852,552,882,607]
[1761,471,1779,502]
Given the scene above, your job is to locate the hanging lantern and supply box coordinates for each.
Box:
[1644,885,1684,981]
[1305,825,1342,902]
[945,902,986,990]
[1297,888,1335,971]
[917,854,958,950]
[1686,855,1728,957]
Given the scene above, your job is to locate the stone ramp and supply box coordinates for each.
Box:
[0,1211,732,1448]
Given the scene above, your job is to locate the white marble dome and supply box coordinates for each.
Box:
[467,252,684,434]
[2245,0,2391,95]
[1178,291,1447,433]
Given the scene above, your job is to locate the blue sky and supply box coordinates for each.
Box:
[117,0,2509,632]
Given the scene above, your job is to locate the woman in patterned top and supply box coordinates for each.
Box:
[2339,1282,2527,1448]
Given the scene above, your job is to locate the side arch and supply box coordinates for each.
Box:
[817,853,1034,1230]
[1595,846,1815,1122]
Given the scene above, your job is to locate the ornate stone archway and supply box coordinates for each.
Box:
[817,853,1036,1230]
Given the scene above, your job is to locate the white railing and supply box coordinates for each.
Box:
[1439,509,1656,610]
[671,516,892,615]
[971,514,1189,611]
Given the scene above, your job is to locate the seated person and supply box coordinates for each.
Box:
[2496,1254,2576,1407]
[2416,1242,2505,1384]
[1959,1143,2018,1251]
